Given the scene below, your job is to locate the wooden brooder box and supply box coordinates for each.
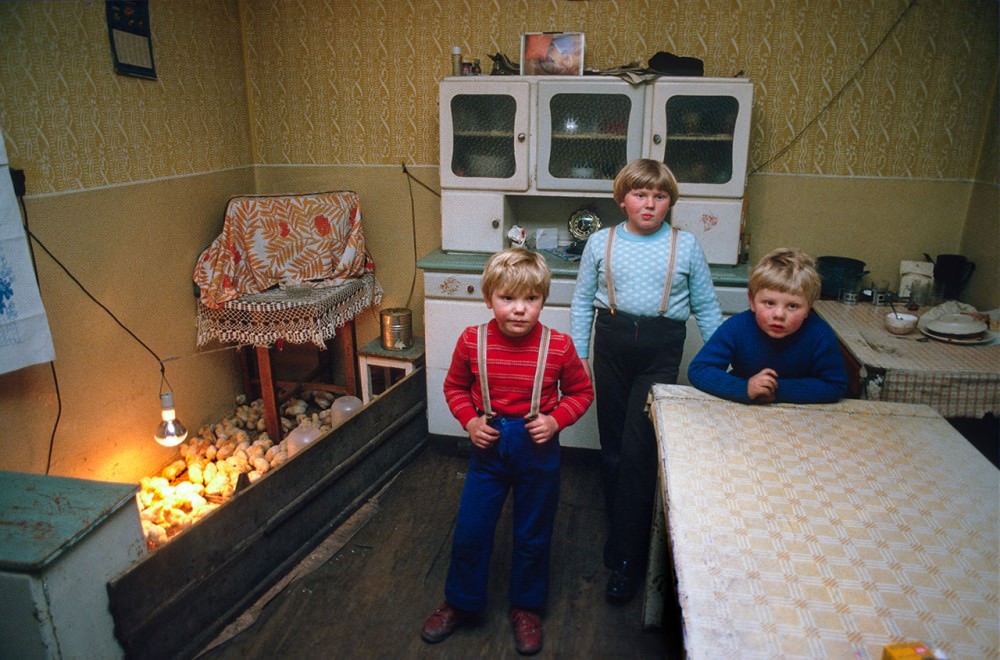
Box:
[107,370,427,660]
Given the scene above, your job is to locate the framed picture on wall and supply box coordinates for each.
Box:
[520,32,585,76]
[106,0,157,79]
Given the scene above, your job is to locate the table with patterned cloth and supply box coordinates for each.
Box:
[196,273,383,349]
[193,191,384,440]
[813,300,1000,419]
[644,384,998,660]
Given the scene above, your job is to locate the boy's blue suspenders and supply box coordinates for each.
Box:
[604,225,678,316]
[477,324,551,421]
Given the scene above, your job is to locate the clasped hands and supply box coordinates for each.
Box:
[747,368,778,403]
[465,413,559,448]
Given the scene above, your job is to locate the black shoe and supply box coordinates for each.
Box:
[605,561,639,604]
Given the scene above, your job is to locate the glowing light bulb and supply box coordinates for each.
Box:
[154,391,188,447]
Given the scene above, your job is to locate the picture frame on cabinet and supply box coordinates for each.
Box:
[520,32,584,76]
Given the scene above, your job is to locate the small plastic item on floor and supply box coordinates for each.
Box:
[881,641,947,660]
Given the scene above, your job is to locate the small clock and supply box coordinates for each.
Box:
[567,208,601,254]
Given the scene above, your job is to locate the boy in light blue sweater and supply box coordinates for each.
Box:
[570,159,722,604]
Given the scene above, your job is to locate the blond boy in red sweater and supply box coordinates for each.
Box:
[421,248,593,656]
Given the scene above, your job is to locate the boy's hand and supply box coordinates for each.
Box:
[525,413,559,444]
[747,368,778,403]
[465,415,500,448]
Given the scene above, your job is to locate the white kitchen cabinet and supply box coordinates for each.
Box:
[440,190,508,252]
[424,75,754,449]
[645,80,754,199]
[439,79,530,191]
[671,198,744,266]
[535,79,646,192]
[437,75,753,263]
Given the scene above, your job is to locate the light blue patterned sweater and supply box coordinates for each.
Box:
[570,222,723,359]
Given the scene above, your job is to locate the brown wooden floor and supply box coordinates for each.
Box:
[196,439,679,659]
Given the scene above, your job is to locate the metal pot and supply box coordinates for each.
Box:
[817,256,868,299]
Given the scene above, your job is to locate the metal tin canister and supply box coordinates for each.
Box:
[380,308,413,350]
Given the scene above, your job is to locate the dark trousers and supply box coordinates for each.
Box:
[592,309,685,568]
[445,416,561,612]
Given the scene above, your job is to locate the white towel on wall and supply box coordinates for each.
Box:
[0,129,55,374]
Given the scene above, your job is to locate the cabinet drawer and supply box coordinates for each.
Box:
[424,271,577,306]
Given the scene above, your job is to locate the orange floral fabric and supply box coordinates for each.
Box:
[194,191,375,308]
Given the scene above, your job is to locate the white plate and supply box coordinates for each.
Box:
[919,326,997,345]
[923,313,988,337]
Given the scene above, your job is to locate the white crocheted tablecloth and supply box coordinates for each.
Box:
[196,273,382,348]
[647,384,999,660]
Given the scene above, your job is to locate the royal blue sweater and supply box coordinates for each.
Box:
[687,310,848,404]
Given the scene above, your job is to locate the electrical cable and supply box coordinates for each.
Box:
[24,224,169,370]
[400,162,441,311]
[20,199,188,471]
[749,0,917,175]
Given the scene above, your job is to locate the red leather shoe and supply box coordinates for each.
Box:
[421,602,462,643]
[510,607,543,655]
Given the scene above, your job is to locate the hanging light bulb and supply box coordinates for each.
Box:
[154,391,188,447]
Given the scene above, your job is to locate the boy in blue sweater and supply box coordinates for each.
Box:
[688,248,848,404]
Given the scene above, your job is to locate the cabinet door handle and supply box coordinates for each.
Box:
[517,133,526,142]
[491,218,500,229]
[653,134,662,145]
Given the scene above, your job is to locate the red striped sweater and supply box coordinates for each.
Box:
[443,320,594,432]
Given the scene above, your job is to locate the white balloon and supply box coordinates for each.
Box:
[285,424,323,457]
[330,395,364,426]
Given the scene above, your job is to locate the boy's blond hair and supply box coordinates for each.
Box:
[749,248,822,303]
[612,158,680,207]
[481,248,551,302]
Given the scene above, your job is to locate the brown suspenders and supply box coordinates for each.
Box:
[477,323,551,420]
[604,225,679,316]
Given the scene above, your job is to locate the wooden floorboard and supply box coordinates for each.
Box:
[197,439,678,659]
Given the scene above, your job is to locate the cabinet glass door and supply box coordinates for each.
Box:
[537,80,644,192]
[439,80,529,191]
[647,80,753,198]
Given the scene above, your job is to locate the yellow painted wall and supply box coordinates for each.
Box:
[0,0,996,481]
[0,1,255,479]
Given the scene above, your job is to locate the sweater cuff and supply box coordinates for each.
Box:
[550,409,573,431]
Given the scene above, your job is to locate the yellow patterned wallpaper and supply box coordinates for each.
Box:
[1,0,996,194]
[242,0,997,180]
[0,0,251,194]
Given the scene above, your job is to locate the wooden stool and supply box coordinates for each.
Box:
[238,320,358,441]
[357,336,425,403]
[197,275,383,441]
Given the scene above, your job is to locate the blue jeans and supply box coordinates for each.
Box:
[444,416,561,612]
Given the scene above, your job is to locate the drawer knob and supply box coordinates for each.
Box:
[466,285,475,294]
[653,134,662,145]
[491,218,500,229]
[517,133,526,142]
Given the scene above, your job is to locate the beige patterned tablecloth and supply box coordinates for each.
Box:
[814,300,1000,418]
[649,384,999,660]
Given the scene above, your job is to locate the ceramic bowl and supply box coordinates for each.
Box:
[884,312,918,335]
